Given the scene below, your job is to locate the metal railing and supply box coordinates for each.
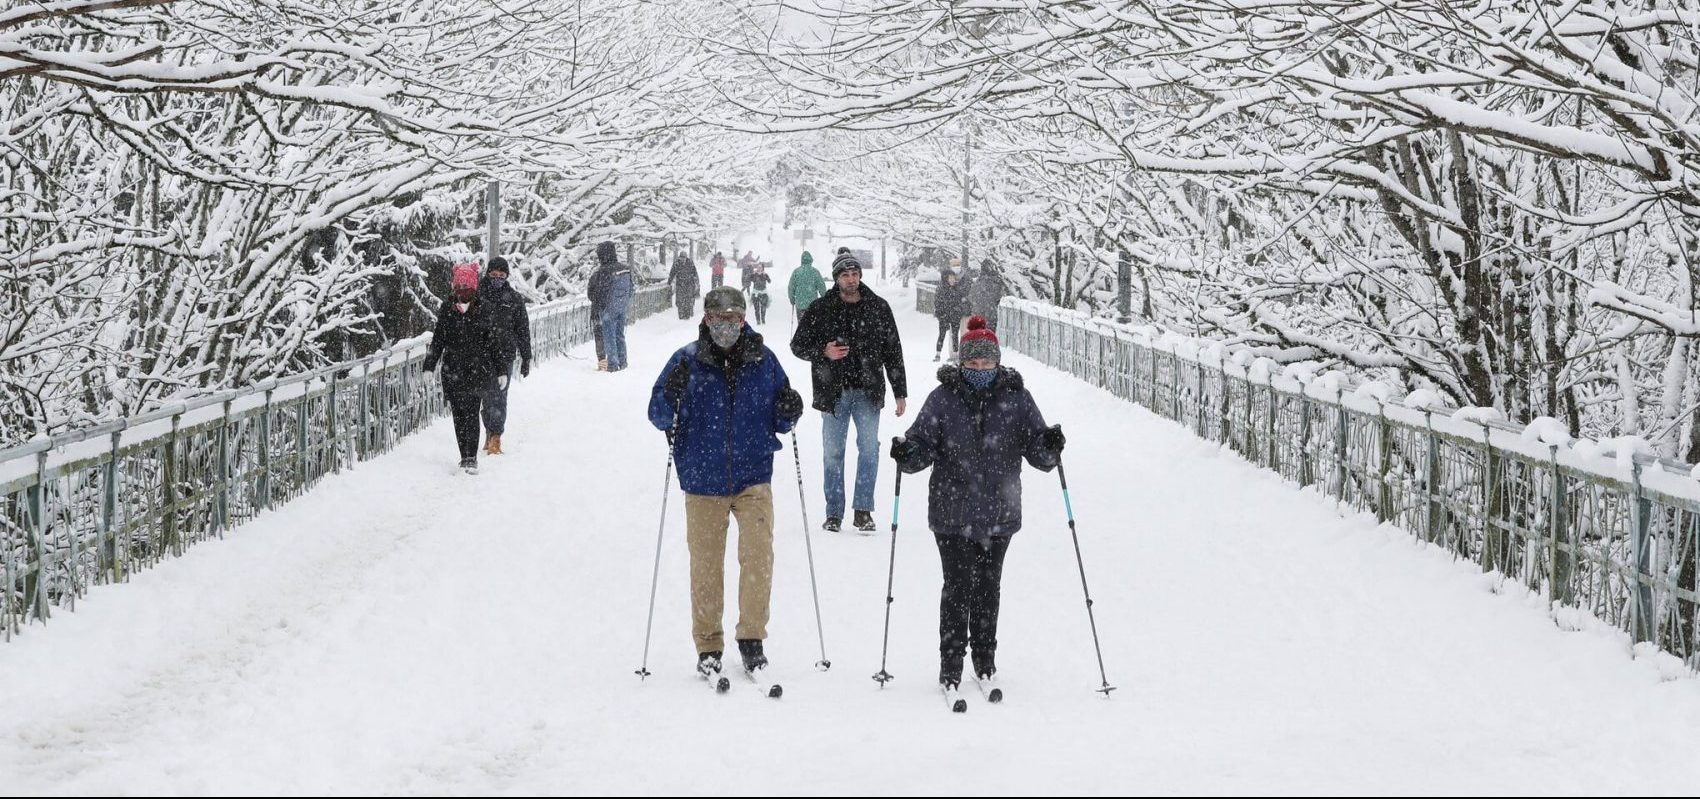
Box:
[1000,299,1700,666]
[0,283,671,641]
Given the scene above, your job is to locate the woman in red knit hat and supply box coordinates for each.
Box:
[889,316,1066,697]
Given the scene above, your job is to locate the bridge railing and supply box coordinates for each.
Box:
[0,283,670,641]
[998,298,1700,666]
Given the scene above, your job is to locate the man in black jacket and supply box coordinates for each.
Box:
[789,248,908,533]
[479,257,532,455]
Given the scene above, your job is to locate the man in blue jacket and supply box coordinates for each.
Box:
[649,286,806,678]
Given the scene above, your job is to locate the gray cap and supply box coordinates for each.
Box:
[703,286,747,314]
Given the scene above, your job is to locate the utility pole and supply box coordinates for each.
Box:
[485,181,501,264]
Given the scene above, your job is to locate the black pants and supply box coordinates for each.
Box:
[752,293,770,325]
[447,391,483,460]
[934,318,959,356]
[676,292,695,320]
[935,534,1011,668]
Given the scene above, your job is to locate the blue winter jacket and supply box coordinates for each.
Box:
[898,365,1058,540]
[649,325,797,497]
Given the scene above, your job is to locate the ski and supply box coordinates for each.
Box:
[702,671,731,694]
[973,675,1003,704]
[942,683,968,713]
[698,659,731,694]
[743,667,783,698]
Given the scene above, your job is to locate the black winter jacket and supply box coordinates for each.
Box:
[424,299,496,396]
[897,365,1058,541]
[789,284,908,412]
[933,279,970,322]
[479,278,532,370]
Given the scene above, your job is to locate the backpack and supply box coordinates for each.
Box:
[451,263,480,295]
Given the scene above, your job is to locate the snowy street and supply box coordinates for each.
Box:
[5,275,1700,795]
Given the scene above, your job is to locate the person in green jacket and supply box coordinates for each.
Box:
[787,250,827,323]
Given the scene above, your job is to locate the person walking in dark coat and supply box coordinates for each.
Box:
[588,241,635,372]
[669,253,701,320]
[967,260,1006,331]
[478,257,532,456]
[931,269,969,362]
[710,251,727,290]
[789,248,908,533]
[424,275,498,473]
[889,316,1065,691]
[745,263,773,325]
[649,286,806,677]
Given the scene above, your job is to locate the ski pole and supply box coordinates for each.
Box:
[636,438,675,679]
[873,468,902,686]
[792,430,831,670]
[1057,456,1116,695]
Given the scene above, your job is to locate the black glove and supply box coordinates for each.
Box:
[776,387,805,422]
[663,361,690,408]
[520,360,531,378]
[890,436,920,464]
[1040,424,1066,453]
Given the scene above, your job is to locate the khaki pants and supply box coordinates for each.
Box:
[685,484,774,654]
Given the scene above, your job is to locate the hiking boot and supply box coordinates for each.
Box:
[696,650,723,677]
[972,650,996,680]
[736,639,768,672]
[487,433,503,455]
[822,516,842,533]
[458,457,478,475]
[853,510,876,533]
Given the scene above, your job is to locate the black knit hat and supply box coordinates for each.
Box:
[831,250,862,277]
[487,256,510,275]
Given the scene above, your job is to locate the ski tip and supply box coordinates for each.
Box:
[952,699,968,713]
[987,688,1003,703]
[716,677,731,693]
[768,684,783,699]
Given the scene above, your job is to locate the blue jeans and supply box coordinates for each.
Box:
[601,308,629,371]
[480,361,512,434]
[821,389,881,518]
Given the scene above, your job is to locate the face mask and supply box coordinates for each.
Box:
[708,320,742,349]
[962,367,996,390]
[488,277,507,290]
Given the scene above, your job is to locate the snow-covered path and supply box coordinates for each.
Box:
[6,276,1700,794]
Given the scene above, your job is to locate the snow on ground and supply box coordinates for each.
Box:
[4,272,1700,795]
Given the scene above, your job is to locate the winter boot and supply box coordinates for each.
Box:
[597,358,608,371]
[487,433,503,455]
[972,649,997,680]
[822,516,842,533]
[853,510,876,533]
[737,639,768,673]
[939,656,964,690]
[459,457,478,475]
[483,434,496,455]
[696,650,723,677]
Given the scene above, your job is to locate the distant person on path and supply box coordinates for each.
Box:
[931,268,968,363]
[424,263,496,474]
[789,248,908,533]
[787,250,826,324]
[588,241,635,372]
[669,253,700,320]
[710,251,727,290]
[477,257,532,455]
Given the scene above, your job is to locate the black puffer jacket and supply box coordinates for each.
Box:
[479,278,532,370]
[789,284,908,412]
[424,299,496,396]
[896,365,1058,541]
